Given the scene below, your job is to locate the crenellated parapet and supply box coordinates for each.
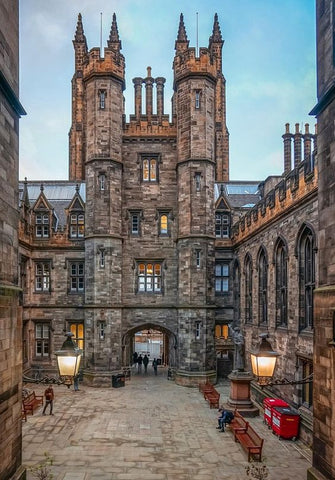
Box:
[173,46,219,86]
[231,157,318,244]
[82,46,125,88]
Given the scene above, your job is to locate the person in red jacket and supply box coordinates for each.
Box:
[42,386,54,415]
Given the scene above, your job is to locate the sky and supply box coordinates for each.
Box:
[19,0,316,182]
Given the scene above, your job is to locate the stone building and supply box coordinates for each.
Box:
[308,1,335,479]
[19,11,317,447]
[0,1,26,479]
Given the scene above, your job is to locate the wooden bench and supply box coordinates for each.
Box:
[22,391,43,415]
[228,409,249,433]
[234,422,264,462]
[204,388,220,409]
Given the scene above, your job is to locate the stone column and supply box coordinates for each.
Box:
[155,76,165,124]
[282,123,293,174]
[144,66,154,122]
[303,123,312,161]
[133,77,143,122]
[294,123,302,167]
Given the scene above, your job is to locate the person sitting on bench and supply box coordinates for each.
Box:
[216,408,234,432]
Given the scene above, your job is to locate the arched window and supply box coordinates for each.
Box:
[258,248,268,325]
[244,254,253,324]
[275,239,288,327]
[298,226,315,331]
[233,260,240,323]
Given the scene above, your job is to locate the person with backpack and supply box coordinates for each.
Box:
[216,408,234,432]
[42,385,54,415]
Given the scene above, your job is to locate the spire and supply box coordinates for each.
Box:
[73,13,88,54]
[22,177,30,209]
[212,13,222,42]
[209,13,223,47]
[108,13,122,51]
[175,13,189,51]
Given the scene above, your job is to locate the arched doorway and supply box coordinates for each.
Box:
[122,323,177,369]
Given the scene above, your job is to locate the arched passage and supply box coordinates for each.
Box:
[122,323,177,369]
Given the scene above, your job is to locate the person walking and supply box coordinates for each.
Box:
[152,358,158,375]
[133,351,138,366]
[42,385,54,415]
[137,354,143,373]
[143,354,149,373]
[73,374,80,391]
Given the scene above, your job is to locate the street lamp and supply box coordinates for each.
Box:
[55,332,82,388]
[250,333,313,387]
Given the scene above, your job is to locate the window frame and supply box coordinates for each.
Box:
[245,255,253,324]
[137,261,163,294]
[69,322,84,351]
[258,249,268,326]
[215,262,229,294]
[141,155,159,183]
[298,227,315,332]
[35,261,51,293]
[35,322,50,358]
[215,211,230,238]
[70,212,85,239]
[275,239,288,328]
[69,261,85,293]
[35,212,50,238]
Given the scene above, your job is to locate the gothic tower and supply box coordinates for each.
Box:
[173,14,227,384]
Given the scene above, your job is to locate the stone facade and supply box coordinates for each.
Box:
[0,1,25,479]
[19,12,317,451]
[308,1,335,479]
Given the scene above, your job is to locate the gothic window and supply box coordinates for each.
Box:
[69,322,84,350]
[215,262,229,294]
[99,249,105,268]
[258,248,268,325]
[195,172,201,191]
[99,90,106,110]
[70,213,85,238]
[142,156,158,182]
[275,239,288,327]
[129,210,142,236]
[137,262,162,293]
[160,214,168,235]
[69,261,85,293]
[298,226,315,331]
[299,358,313,407]
[35,212,49,238]
[215,324,229,338]
[35,323,50,358]
[233,260,240,323]
[245,254,253,324]
[215,212,230,238]
[195,90,201,109]
[35,261,51,292]
[99,173,105,191]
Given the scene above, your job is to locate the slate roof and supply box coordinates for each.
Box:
[19,181,86,230]
[215,182,261,209]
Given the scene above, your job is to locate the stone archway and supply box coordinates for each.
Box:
[122,323,177,369]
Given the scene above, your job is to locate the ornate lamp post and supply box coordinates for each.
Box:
[55,332,82,388]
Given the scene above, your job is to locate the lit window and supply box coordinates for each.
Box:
[142,157,158,182]
[215,324,229,338]
[138,262,162,293]
[35,323,50,358]
[69,323,84,350]
[35,262,50,292]
[70,262,85,292]
[70,213,85,238]
[215,263,229,293]
[35,213,49,238]
[160,214,168,235]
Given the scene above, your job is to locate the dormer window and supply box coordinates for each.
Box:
[99,90,106,110]
[70,213,85,238]
[35,213,49,238]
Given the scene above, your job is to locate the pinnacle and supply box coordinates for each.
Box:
[212,12,223,43]
[74,13,85,42]
[108,13,122,51]
[177,13,188,42]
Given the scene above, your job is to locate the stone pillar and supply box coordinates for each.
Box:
[144,66,154,122]
[282,123,292,174]
[294,123,302,167]
[303,123,312,161]
[155,76,165,124]
[227,371,259,417]
[133,77,143,122]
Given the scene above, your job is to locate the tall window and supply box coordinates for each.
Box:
[298,226,315,331]
[275,239,288,327]
[159,214,168,235]
[195,173,201,191]
[258,248,268,325]
[142,157,158,182]
[301,360,313,407]
[35,262,50,292]
[35,213,49,238]
[215,262,229,294]
[70,213,85,238]
[195,90,201,109]
[215,212,230,238]
[69,323,84,350]
[99,90,106,109]
[35,323,50,358]
[233,261,240,323]
[70,262,84,292]
[215,324,229,338]
[99,173,105,191]
[245,255,253,323]
[137,262,162,293]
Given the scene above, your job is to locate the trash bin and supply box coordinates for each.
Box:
[263,397,289,428]
[271,406,300,440]
[112,373,125,388]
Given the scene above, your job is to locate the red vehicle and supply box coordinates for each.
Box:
[272,406,300,440]
[263,397,289,428]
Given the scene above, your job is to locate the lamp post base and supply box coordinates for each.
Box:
[227,370,259,417]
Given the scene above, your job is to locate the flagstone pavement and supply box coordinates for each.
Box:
[22,367,312,480]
